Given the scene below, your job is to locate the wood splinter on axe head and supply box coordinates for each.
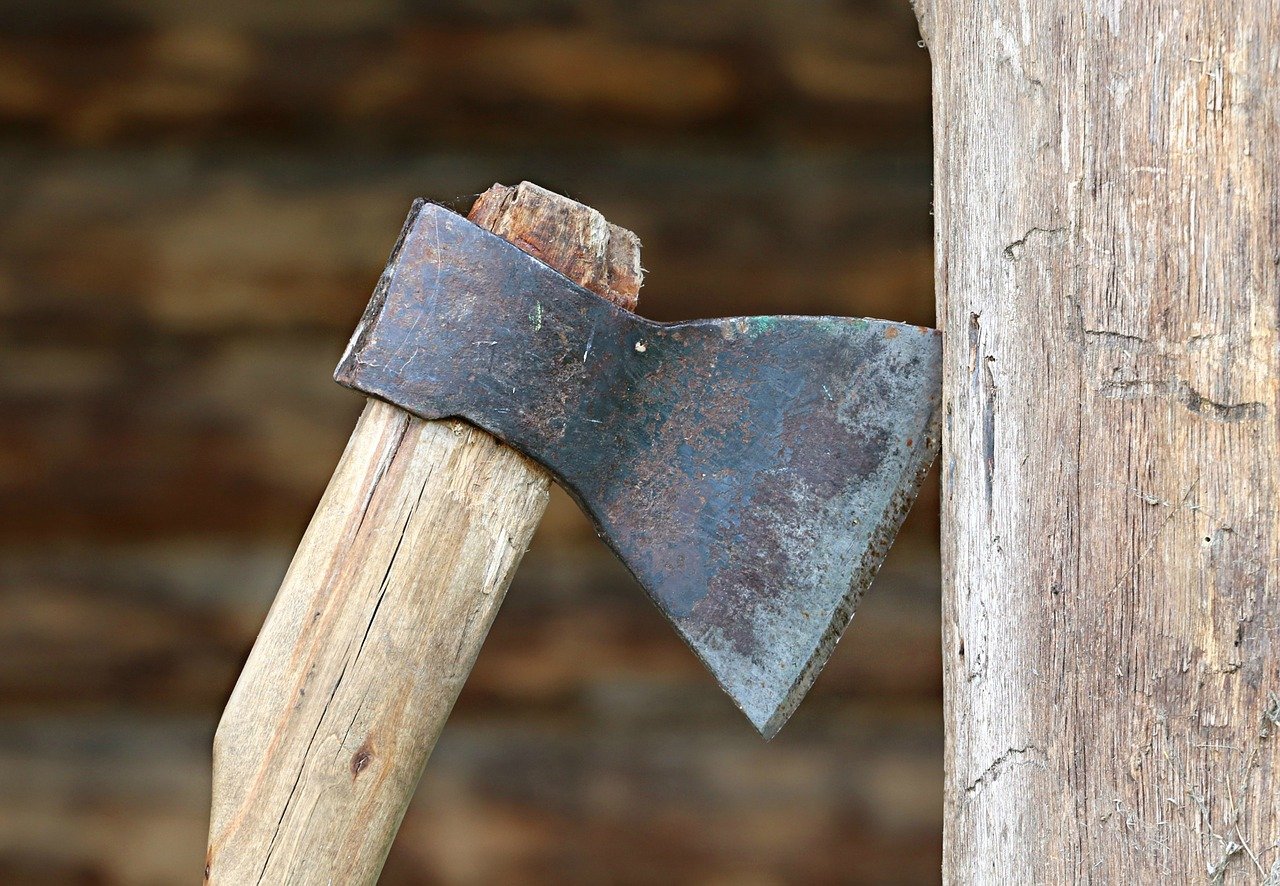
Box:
[205,182,642,885]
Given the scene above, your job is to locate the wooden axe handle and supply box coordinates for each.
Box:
[206,183,641,884]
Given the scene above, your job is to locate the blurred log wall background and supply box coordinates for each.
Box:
[0,0,938,882]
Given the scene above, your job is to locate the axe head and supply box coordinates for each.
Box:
[337,202,942,738]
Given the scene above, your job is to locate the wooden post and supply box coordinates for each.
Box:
[916,2,1280,881]
[206,183,641,884]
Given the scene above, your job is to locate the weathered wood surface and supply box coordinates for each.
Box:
[207,183,642,883]
[919,1,1280,882]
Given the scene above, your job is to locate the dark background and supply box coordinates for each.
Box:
[0,1,939,882]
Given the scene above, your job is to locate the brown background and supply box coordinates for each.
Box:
[0,1,939,882]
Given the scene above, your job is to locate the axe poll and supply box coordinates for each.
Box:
[206,183,941,883]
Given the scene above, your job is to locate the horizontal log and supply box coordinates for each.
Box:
[0,537,941,712]
[0,709,941,884]
[0,12,928,148]
[0,150,932,330]
[0,345,938,539]
[1,0,922,44]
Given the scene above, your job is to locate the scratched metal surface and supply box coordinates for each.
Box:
[336,202,942,737]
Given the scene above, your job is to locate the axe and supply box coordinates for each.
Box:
[206,183,941,883]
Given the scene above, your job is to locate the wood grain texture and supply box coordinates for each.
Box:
[925,3,1280,883]
[206,182,641,884]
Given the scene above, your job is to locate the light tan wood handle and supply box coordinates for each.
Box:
[206,404,549,883]
[206,182,641,885]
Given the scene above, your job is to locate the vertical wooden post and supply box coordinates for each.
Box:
[916,2,1280,881]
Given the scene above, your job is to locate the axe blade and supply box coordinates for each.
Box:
[337,202,942,738]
